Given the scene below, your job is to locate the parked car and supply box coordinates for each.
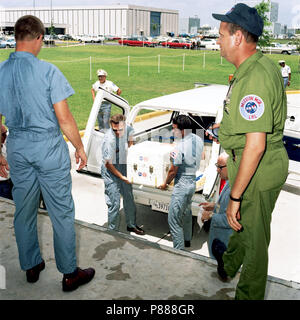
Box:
[105,35,121,40]
[118,36,158,47]
[0,41,7,49]
[59,34,74,41]
[260,42,297,55]
[161,38,193,49]
[153,36,171,45]
[77,35,105,43]
[4,39,16,48]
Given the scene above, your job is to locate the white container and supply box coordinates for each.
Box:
[127,141,175,187]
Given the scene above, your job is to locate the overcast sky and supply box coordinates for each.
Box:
[1,0,299,28]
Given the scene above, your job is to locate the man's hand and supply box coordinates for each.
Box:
[157,183,168,190]
[205,123,220,143]
[0,154,9,178]
[199,202,215,211]
[201,210,212,222]
[121,176,131,185]
[226,200,242,231]
[75,147,87,171]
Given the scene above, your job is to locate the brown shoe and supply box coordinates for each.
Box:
[62,267,95,292]
[26,260,45,283]
[127,226,145,235]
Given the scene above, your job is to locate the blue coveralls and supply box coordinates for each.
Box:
[0,51,77,274]
[98,101,112,131]
[208,181,232,258]
[168,133,203,250]
[101,125,137,230]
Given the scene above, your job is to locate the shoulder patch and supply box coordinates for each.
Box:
[239,95,264,121]
[170,149,179,159]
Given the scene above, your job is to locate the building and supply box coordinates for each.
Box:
[270,2,279,23]
[179,16,200,35]
[0,4,178,37]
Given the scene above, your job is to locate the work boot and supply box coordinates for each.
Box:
[184,240,191,248]
[127,225,145,235]
[26,260,45,283]
[62,267,95,292]
[212,238,228,281]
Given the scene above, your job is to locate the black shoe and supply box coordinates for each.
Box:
[127,226,145,235]
[26,260,45,283]
[184,240,191,248]
[62,267,95,292]
[212,238,228,281]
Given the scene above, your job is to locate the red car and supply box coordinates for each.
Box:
[118,36,158,47]
[161,39,193,49]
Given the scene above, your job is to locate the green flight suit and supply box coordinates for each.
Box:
[218,51,289,300]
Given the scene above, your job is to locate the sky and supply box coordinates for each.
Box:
[1,0,299,28]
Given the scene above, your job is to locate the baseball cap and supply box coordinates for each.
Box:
[97,69,107,76]
[278,60,285,64]
[212,3,264,37]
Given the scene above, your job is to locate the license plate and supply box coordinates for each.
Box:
[151,200,169,213]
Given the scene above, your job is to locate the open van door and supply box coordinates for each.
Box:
[81,88,131,174]
[201,104,224,201]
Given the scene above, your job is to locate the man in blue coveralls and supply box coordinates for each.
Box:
[158,115,204,250]
[0,15,95,292]
[101,114,145,235]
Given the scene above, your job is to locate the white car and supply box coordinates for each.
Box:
[199,38,220,50]
[77,35,105,43]
[261,43,297,55]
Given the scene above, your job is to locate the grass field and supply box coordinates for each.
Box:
[0,44,299,130]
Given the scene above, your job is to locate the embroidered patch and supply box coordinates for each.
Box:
[239,95,264,121]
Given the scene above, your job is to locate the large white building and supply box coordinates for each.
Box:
[0,5,179,37]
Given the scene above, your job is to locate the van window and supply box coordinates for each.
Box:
[132,108,173,143]
[94,99,125,133]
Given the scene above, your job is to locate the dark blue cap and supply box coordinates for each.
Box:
[212,3,264,37]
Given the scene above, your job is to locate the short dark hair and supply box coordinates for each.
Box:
[14,15,45,41]
[172,115,192,130]
[227,22,258,43]
[110,114,126,125]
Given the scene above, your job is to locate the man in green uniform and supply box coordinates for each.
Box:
[211,3,289,300]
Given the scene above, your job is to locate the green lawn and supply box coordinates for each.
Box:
[0,44,299,130]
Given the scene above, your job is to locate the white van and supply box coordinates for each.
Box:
[81,84,228,216]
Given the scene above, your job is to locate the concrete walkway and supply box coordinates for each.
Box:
[0,197,299,300]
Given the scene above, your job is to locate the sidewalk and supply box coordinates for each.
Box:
[0,197,299,300]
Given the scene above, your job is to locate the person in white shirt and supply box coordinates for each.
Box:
[91,69,122,131]
[278,60,291,88]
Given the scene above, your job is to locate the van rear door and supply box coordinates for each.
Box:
[81,89,130,174]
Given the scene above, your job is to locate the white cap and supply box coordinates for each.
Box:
[278,60,285,64]
[97,69,107,76]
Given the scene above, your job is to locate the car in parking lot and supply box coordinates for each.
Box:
[0,38,16,48]
[76,35,105,43]
[199,38,220,50]
[0,41,7,49]
[161,38,194,49]
[118,36,158,47]
[260,42,297,55]
[4,39,16,48]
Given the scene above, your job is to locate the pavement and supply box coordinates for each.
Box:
[0,196,299,300]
